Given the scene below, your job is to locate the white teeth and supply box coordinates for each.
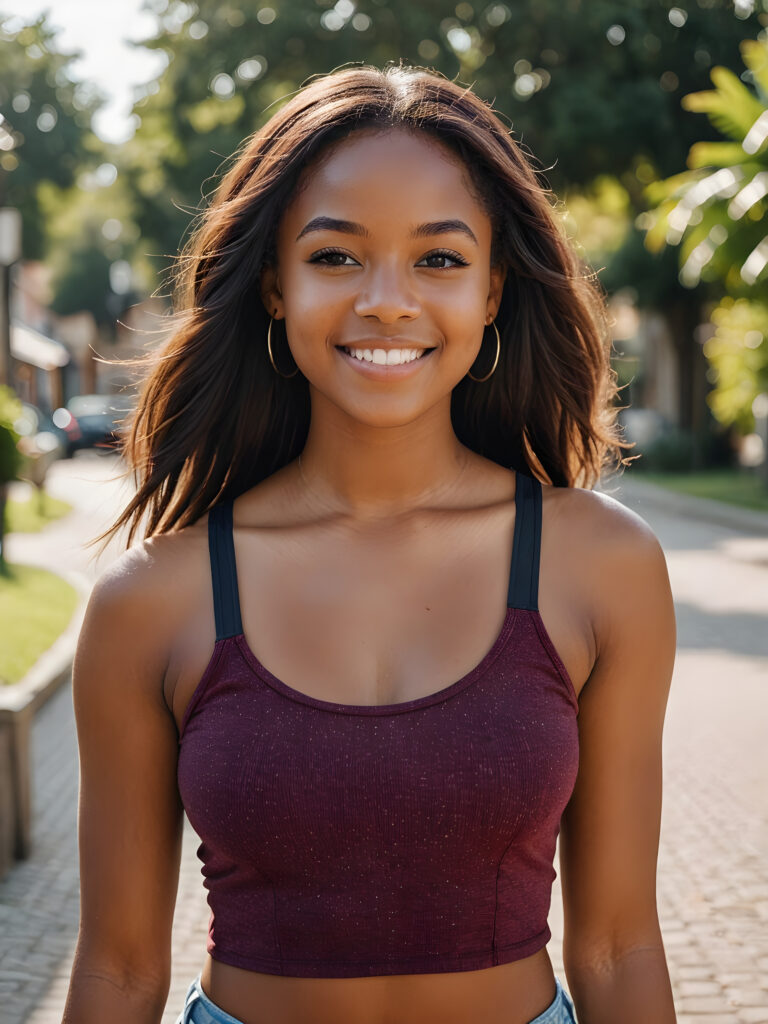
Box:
[343,347,424,365]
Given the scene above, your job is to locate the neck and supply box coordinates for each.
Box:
[297,400,471,519]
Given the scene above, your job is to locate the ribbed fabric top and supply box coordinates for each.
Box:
[177,471,580,978]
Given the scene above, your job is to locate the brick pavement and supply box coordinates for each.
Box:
[0,461,766,1022]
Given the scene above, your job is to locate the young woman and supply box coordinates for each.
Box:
[63,63,678,1024]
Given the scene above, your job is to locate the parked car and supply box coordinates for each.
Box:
[62,393,136,452]
[13,402,72,490]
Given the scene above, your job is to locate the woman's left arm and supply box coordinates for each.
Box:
[559,496,678,1023]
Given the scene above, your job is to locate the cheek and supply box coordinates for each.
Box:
[425,265,489,308]
[429,275,490,343]
[284,267,348,328]
[281,281,336,347]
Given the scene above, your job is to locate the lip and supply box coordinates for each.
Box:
[335,344,436,379]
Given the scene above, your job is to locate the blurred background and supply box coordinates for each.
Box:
[1,5,768,1023]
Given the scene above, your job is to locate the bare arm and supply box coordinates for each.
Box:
[559,497,678,1023]
[63,548,184,1023]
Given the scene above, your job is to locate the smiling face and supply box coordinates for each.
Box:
[260,126,506,429]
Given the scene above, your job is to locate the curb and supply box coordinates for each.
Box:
[0,567,91,875]
[597,472,768,536]
[0,568,90,714]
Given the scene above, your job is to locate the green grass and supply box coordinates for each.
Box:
[5,490,73,533]
[634,469,768,513]
[0,563,79,685]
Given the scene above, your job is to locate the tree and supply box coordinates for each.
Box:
[0,14,148,332]
[124,0,766,258]
[643,35,768,435]
[0,383,23,573]
[39,169,147,330]
[0,14,102,258]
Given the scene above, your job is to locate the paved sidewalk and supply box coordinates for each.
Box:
[1,464,767,1022]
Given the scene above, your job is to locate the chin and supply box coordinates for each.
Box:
[329,397,433,430]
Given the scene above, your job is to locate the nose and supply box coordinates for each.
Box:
[352,257,421,323]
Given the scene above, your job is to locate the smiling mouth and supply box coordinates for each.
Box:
[336,346,436,366]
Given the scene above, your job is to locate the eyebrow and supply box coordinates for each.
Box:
[295,216,478,246]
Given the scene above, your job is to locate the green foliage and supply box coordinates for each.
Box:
[642,35,768,291]
[642,33,768,432]
[3,0,767,358]
[0,15,102,257]
[703,296,768,433]
[0,562,78,684]
[0,14,146,324]
[5,489,72,532]
[635,468,768,510]
[0,384,23,486]
[742,34,768,94]
[0,425,22,487]
[682,64,765,140]
[561,175,633,269]
[599,226,693,307]
[38,175,144,325]
[122,0,766,264]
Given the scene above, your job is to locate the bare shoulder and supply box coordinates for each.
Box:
[544,476,664,557]
[542,478,672,647]
[78,515,212,694]
[89,516,207,614]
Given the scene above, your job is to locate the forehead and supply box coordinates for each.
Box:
[282,127,487,233]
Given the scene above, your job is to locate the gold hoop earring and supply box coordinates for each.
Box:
[267,315,299,379]
[467,320,501,383]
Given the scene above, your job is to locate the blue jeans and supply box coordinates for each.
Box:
[175,973,577,1023]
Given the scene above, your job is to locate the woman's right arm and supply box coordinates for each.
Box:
[62,548,184,1023]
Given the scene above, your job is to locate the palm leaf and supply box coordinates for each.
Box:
[644,169,703,205]
[683,66,764,141]
[643,198,679,253]
[741,39,768,100]
[687,141,751,168]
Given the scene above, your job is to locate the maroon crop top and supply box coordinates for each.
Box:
[176,470,580,978]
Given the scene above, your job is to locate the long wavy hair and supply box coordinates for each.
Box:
[93,61,633,552]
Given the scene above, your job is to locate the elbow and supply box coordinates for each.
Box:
[68,937,171,1008]
[563,920,667,977]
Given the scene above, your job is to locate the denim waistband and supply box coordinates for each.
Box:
[175,975,243,1024]
[176,972,577,1024]
[528,977,577,1023]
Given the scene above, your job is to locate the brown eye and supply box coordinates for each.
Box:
[308,248,356,266]
[418,249,470,269]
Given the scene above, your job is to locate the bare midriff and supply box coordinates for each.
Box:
[199,946,558,1024]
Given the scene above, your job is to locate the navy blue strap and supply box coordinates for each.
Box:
[208,501,244,640]
[507,472,541,611]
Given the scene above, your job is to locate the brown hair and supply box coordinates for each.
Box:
[93,61,633,552]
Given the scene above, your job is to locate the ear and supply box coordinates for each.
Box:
[486,262,507,323]
[259,263,284,319]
